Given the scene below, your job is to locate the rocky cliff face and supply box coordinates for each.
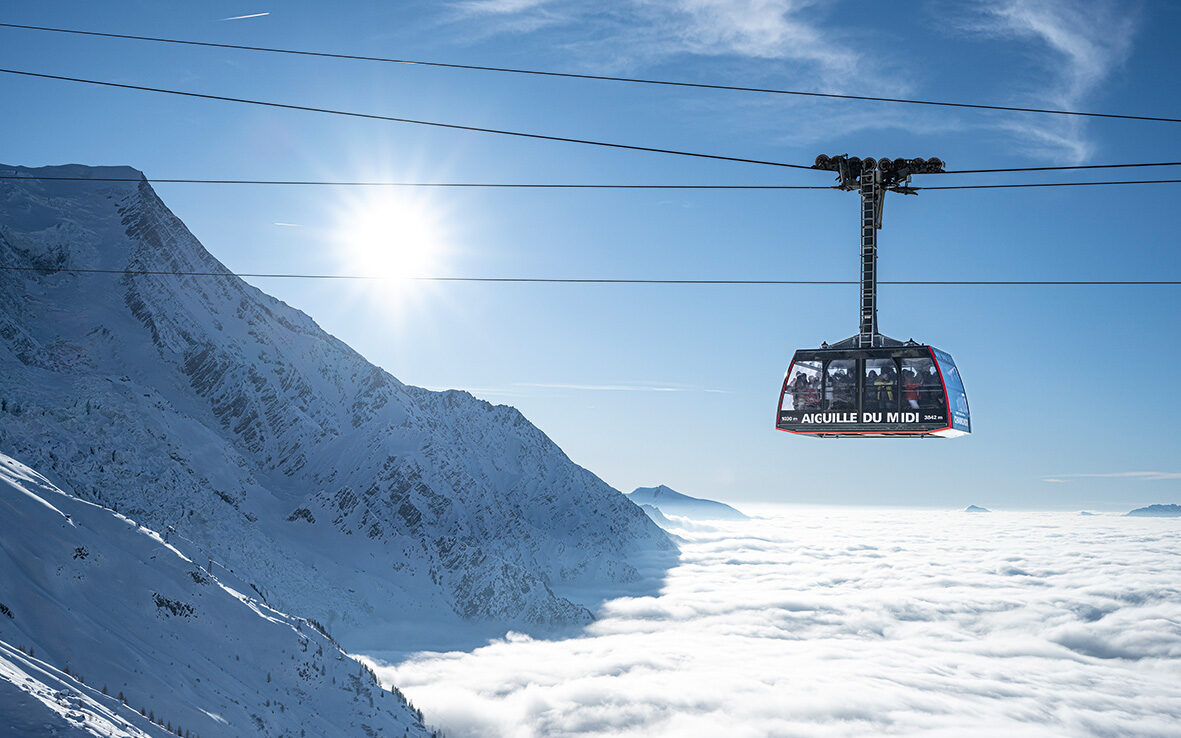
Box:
[0,164,672,643]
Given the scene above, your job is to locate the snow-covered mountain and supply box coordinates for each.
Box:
[638,503,675,529]
[1126,504,1181,517]
[0,451,435,738]
[628,485,747,520]
[0,164,672,646]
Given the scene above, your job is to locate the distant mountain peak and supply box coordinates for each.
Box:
[1125,504,1181,517]
[635,484,682,499]
[639,503,674,529]
[628,485,747,521]
[965,505,990,513]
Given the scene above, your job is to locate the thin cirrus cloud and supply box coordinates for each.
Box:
[1044,471,1181,482]
[446,0,1140,161]
[377,508,1181,737]
[456,0,551,13]
[423,382,728,395]
[956,0,1140,162]
[449,0,874,89]
[446,0,930,154]
[514,382,729,393]
[450,0,568,35]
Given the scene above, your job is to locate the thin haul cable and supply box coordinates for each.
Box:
[2,175,1180,189]
[3,69,1179,176]
[0,266,1176,285]
[0,176,835,189]
[913,179,1181,190]
[1,21,1178,124]
[0,68,814,170]
[943,162,1181,174]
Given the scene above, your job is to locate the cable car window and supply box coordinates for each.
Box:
[932,349,971,432]
[785,361,822,411]
[922,361,945,410]
[824,360,856,410]
[863,359,898,411]
[902,358,942,410]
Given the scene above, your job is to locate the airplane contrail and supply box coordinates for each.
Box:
[219,12,270,21]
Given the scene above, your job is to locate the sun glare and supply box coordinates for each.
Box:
[334,193,448,282]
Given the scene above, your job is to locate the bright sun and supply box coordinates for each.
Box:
[334,192,448,281]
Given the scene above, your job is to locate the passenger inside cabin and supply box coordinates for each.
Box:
[833,370,855,410]
[873,369,896,410]
[863,369,880,410]
[903,369,921,410]
[790,372,809,410]
[921,366,944,408]
[803,376,821,410]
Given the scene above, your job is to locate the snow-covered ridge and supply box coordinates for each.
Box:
[0,451,435,738]
[628,485,747,520]
[1126,504,1181,517]
[0,164,673,645]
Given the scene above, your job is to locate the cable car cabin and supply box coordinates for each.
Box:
[776,340,970,438]
[775,153,971,439]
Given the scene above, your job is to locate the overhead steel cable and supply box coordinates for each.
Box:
[1,21,1178,124]
[0,175,836,189]
[914,179,1181,190]
[3,69,1179,176]
[0,266,1176,285]
[943,162,1181,174]
[0,68,814,170]
[2,175,1180,189]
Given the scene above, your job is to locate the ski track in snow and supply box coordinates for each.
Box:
[380,509,1181,738]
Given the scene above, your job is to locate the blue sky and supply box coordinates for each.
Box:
[1,0,1178,509]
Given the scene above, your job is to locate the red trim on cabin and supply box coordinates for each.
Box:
[928,346,954,436]
[774,360,795,429]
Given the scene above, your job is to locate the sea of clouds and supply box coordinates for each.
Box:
[373,508,1181,737]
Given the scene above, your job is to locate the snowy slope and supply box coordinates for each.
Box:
[0,164,672,645]
[0,452,435,738]
[628,485,747,520]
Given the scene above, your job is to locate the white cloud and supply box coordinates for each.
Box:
[514,382,729,393]
[421,382,729,396]
[450,0,570,35]
[448,0,883,91]
[445,0,1141,160]
[1045,472,1181,482]
[374,509,1181,737]
[458,0,551,13]
[960,0,1139,162]
[638,0,857,75]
